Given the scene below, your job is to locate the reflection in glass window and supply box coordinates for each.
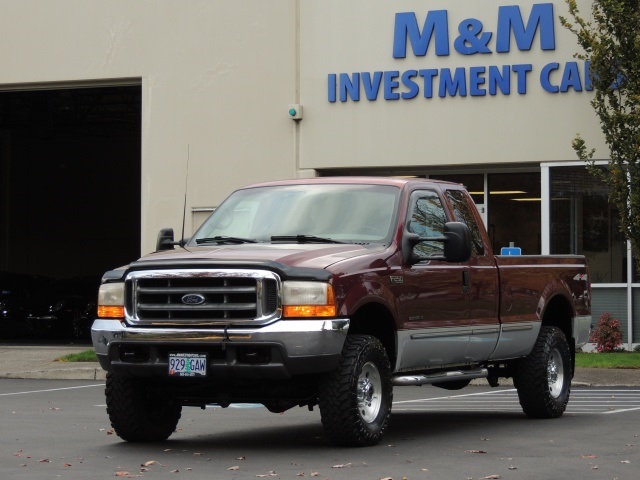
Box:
[191,184,400,244]
[550,167,628,283]
[446,189,485,256]
[408,191,446,258]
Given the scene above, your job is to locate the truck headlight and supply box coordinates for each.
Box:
[282,281,337,318]
[97,283,124,319]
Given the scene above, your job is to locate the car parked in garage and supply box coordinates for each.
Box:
[0,272,99,339]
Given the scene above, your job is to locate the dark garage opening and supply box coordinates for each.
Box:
[0,84,141,339]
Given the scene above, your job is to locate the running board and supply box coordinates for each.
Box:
[392,368,489,386]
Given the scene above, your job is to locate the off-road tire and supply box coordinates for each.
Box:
[514,326,571,418]
[319,335,393,447]
[105,372,182,442]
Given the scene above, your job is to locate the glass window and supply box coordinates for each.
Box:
[550,166,628,283]
[408,191,446,258]
[446,189,485,256]
[432,174,484,204]
[488,173,541,255]
[191,184,400,244]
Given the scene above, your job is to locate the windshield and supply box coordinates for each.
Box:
[190,184,400,245]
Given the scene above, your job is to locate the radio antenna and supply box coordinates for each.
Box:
[180,145,190,247]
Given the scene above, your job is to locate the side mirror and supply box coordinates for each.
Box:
[156,227,176,251]
[442,222,472,263]
[402,222,472,265]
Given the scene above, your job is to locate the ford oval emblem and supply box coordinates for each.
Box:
[181,293,206,305]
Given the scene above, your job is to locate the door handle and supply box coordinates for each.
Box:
[462,270,470,294]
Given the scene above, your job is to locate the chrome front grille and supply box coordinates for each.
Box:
[125,269,281,327]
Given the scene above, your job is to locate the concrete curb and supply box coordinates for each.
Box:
[0,364,107,381]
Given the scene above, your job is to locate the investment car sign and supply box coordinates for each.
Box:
[328,3,591,102]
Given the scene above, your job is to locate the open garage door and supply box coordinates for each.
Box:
[0,84,141,339]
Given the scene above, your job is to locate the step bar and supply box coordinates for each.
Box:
[392,368,489,386]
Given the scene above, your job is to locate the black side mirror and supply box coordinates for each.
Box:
[402,222,472,265]
[156,227,176,251]
[442,222,472,263]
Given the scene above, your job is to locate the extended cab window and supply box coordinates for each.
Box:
[446,189,485,255]
[407,190,446,258]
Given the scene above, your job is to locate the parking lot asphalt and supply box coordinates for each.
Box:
[0,342,639,385]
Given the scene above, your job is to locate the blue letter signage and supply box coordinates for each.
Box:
[328,3,592,103]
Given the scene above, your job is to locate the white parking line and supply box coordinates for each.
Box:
[394,388,517,405]
[0,384,103,396]
[603,406,640,414]
[393,388,640,415]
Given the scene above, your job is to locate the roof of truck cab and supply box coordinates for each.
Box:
[240,176,461,189]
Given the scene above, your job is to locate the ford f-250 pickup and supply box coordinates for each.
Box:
[92,177,591,446]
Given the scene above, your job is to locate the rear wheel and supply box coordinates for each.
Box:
[319,335,393,446]
[105,372,182,442]
[514,326,571,418]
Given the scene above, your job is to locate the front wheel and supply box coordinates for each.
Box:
[319,335,393,446]
[105,372,182,442]
[514,326,572,418]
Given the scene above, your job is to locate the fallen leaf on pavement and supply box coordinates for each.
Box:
[332,463,352,468]
[581,454,597,459]
[465,450,487,454]
[228,466,240,471]
[142,461,158,466]
[480,476,501,479]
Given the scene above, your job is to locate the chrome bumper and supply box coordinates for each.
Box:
[91,318,350,378]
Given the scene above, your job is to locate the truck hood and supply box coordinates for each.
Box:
[137,243,386,271]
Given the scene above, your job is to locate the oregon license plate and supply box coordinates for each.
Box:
[168,353,207,377]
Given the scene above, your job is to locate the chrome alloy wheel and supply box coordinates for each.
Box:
[547,347,565,398]
[357,361,382,423]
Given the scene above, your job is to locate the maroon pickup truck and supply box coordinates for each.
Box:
[92,177,591,446]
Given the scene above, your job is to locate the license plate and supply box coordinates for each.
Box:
[168,353,207,377]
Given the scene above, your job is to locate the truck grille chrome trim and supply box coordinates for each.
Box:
[124,269,281,327]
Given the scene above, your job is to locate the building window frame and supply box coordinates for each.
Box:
[542,160,636,350]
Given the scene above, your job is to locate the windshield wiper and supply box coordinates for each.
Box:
[195,236,257,245]
[270,234,345,244]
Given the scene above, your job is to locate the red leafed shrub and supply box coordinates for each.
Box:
[589,312,624,352]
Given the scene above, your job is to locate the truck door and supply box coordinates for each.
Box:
[445,187,500,362]
[396,189,471,369]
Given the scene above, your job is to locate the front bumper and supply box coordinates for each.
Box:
[91,318,349,379]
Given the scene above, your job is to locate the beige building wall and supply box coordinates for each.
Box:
[0,0,607,253]
[300,0,606,169]
[0,0,298,253]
